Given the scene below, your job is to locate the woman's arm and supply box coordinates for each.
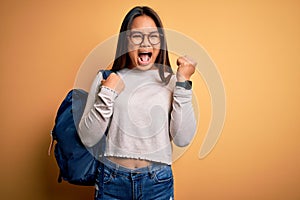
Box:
[78,72,119,147]
[170,56,197,147]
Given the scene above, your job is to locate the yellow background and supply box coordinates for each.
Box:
[1,0,299,199]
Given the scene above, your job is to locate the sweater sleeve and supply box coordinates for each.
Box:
[78,73,118,147]
[170,86,197,147]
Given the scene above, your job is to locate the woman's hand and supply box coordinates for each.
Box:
[176,56,197,82]
[101,73,125,94]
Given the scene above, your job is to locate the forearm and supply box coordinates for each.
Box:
[170,86,197,147]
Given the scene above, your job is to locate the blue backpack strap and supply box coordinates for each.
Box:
[100,70,113,80]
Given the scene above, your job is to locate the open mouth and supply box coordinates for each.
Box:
[138,52,152,66]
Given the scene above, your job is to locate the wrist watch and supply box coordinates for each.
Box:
[176,80,192,90]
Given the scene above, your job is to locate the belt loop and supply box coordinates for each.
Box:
[112,163,119,178]
[115,163,119,171]
[147,164,155,178]
[147,164,151,173]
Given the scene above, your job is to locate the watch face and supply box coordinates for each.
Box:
[186,80,192,87]
[176,81,192,90]
[185,81,192,90]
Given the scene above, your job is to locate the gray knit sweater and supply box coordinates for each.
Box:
[78,67,196,164]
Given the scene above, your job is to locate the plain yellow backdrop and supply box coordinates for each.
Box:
[1,0,299,199]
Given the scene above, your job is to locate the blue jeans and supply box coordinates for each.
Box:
[95,157,174,200]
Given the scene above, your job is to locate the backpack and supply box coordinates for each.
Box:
[49,70,112,185]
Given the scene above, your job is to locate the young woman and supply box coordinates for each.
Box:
[78,6,197,200]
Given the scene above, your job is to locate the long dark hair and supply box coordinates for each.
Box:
[111,6,173,84]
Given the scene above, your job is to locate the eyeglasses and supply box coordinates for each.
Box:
[128,31,162,45]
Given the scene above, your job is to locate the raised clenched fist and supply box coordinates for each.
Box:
[101,73,125,94]
[176,56,197,82]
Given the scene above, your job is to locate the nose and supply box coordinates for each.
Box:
[140,35,151,47]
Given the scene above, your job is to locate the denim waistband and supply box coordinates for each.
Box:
[100,156,169,177]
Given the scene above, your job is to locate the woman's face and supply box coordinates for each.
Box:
[127,15,160,71]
